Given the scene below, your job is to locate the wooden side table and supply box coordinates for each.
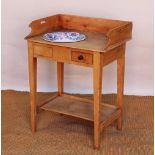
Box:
[25,14,132,149]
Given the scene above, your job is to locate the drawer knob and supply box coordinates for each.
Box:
[78,55,84,60]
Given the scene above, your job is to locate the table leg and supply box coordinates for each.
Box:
[117,49,125,130]
[93,52,102,149]
[28,42,37,132]
[57,62,64,96]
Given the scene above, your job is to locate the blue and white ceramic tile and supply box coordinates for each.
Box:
[42,32,86,42]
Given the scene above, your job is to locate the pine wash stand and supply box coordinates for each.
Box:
[25,14,132,149]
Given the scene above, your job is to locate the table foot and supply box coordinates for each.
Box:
[117,115,122,130]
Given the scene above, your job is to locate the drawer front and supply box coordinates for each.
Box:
[33,44,52,58]
[71,51,93,65]
[52,46,70,62]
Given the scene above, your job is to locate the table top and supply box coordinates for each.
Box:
[28,30,108,52]
[26,14,132,53]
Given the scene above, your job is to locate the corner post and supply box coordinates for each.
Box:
[28,41,37,132]
[93,52,102,149]
[117,44,125,130]
[57,62,64,96]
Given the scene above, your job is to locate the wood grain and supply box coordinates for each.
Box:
[33,43,53,58]
[52,46,71,62]
[106,23,132,49]
[27,31,107,52]
[93,52,102,149]
[61,93,117,109]
[102,44,125,66]
[60,14,129,34]
[40,96,118,122]
[71,50,93,65]
[100,109,121,130]
[28,41,37,132]
[26,14,132,149]
[38,94,58,108]
[57,62,64,96]
[26,14,132,51]
[117,44,125,130]
[25,15,60,39]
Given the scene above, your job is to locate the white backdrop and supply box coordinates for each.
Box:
[2,0,154,95]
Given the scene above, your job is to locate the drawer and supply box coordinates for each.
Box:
[71,51,93,65]
[33,44,52,58]
[52,46,70,62]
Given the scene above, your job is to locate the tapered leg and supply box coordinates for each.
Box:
[117,47,125,130]
[57,62,64,96]
[28,42,37,132]
[93,52,102,149]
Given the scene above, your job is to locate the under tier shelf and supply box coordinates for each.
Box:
[40,94,120,125]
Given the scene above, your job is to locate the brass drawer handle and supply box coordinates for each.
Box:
[78,55,84,60]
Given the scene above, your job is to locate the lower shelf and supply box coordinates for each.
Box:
[40,94,120,124]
